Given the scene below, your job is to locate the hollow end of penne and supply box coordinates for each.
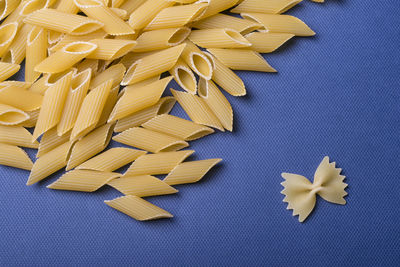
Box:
[170,62,197,94]
[190,52,213,80]
[0,22,18,58]
[189,28,252,48]
[0,104,30,125]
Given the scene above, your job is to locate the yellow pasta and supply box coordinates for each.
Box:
[198,79,233,131]
[195,0,239,21]
[241,13,315,36]
[66,122,114,170]
[144,2,208,31]
[121,44,185,85]
[114,96,176,132]
[189,28,252,48]
[47,169,120,192]
[133,27,190,52]
[113,127,189,153]
[23,8,104,35]
[0,125,39,148]
[110,7,128,20]
[0,103,29,125]
[25,27,47,83]
[163,158,222,185]
[192,13,260,34]
[169,59,197,94]
[0,0,20,21]
[32,70,72,140]
[124,150,194,176]
[20,108,39,127]
[89,63,125,90]
[55,0,79,14]
[143,114,214,141]
[35,42,97,74]
[74,0,135,36]
[207,48,276,72]
[128,0,174,30]
[0,22,18,58]
[26,140,75,185]
[49,29,107,53]
[311,0,324,2]
[87,39,136,60]
[244,32,294,53]
[105,195,173,221]
[170,89,224,131]
[0,84,43,111]
[111,0,125,8]
[29,68,77,95]
[0,143,33,170]
[2,1,25,25]
[109,76,172,122]
[70,79,112,141]
[75,58,99,76]
[1,24,32,64]
[181,40,213,80]
[0,62,20,82]
[57,69,91,136]
[231,0,301,14]
[37,127,70,157]
[108,175,178,197]
[47,31,64,46]
[96,84,119,127]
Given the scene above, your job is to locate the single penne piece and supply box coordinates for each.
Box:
[170,89,224,131]
[110,7,128,20]
[109,76,172,122]
[143,114,214,141]
[76,147,146,171]
[118,51,158,68]
[169,59,197,94]
[27,140,75,185]
[0,143,33,170]
[20,0,57,17]
[191,13,260,34]
[133,27,190,52]
[89,63,125,90]
[55,0,79,13]
[0,0,20,21]
[194,0,239,20]
[163,158,222,185]
[104,195,173,221]
[0,22,18,58]
[47,169,120,192]
[144,2,208,31]
[0,62,20,82]
[107,175,178,197]
[70,79,112,141]
[0,80,31,88]
[311,0,324,2]
[57,69,91,136]
[0,103,30,126]
[32,70,72,141]
[20,109,39,127]
[189,28,252,48]
[244,32,294,53]
[113,127,189,153]
[25,27,48,83]
[74,0,135,36]
[66,122,114,170]
[181,40,213,80]
[114,96,176,132]
[241,13,315,36]
[49,29,107,53]
[95,84,119,127]
[128,0,174,30]
[47,31,64,45]
[37,127,70,157]
[0,84,43,111]
[75,58,99,76]
[23,8,104,35]
[87,39,136,61]
[0,125,39,148]
[207,48,276,72]
[124,150,193,176]
[231,0,302,14]
[198,79,233,131]
[1,24,32,65]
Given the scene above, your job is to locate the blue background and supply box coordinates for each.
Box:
[1,1,400,266]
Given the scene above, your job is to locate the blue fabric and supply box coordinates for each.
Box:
[1,1,400,266]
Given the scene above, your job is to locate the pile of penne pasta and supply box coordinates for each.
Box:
[0,0,318,221]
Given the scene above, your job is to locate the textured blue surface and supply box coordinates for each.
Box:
[1,1,400,266]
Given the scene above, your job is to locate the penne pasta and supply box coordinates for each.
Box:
[26,140,75,185]
[114,96,176,132]
[189,28,252,48]
[20,0,57,17]
[87,39,136,60]
[207,48,276,72]
[55,0,79,14]
[20,108,39,127]
[0,0,20,21]
[49,29,107,53]
[0,125,39,148]
[128,0,174,30]
[0,143,33,170]
[163,158,222,185]
[111,0,126,8]
[311,0,324,2]
[133,27,190,52]
[66,122,114,170]
[181,40,213,80]
[29,68,77,95]
[143,114,214,141]
[1,24,32,65]
[144,2,208,31]
[75,58,99,76]
[47,169,120,192]
[57,69,91,136]
[37,127,70,157]
[107,175,178,197]
[0,62,20,82]
[198,79,233,131]
[96,84,119,127]
[244,32,294,53]
[47,30,64,45]
[169,59,197,94]
[0,103,29,125]
[74,0,135,36]
[32,70,72,140]
[195,0,239,20]
[0,22,18,58]
[192,13,260,34]
[0,84,43,111]
[104,195,173,221]
[110,7,128,20]
[118,0,145,14]
[23,8,104,35]
[231,0,302,14]
[25,26,47,83]
[170,89,224,131]
[241,13,315,36]
[109,76,172,122]
[35,42,97,74]
[70,79,112,141]
[113,127,189,153]
[89,63,125,90]
[124,150,194,176]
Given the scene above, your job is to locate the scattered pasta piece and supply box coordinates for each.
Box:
[0,103,30,126]
[231,0,302,14]
[0,125,39,148]
[0,143,33,170]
